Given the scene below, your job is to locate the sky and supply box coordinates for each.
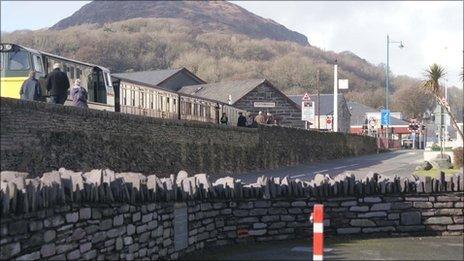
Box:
[1,1,463,88]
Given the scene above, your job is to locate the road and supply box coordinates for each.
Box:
[183,235,464,260]
[219,150,423,183]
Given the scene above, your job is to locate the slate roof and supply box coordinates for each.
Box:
[347,101,409,126]
[112,68,183,86]
[288,94,345,115]
[112,67,205,91]
[347,101,378,126]
[178,79,267,104]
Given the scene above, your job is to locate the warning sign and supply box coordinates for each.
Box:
[302,93,311,101]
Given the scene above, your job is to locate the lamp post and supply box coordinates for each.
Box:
[385,34,404,146]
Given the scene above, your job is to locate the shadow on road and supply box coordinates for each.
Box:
[213,150,421,183]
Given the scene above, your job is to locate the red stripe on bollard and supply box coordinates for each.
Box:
[313,204,324,260]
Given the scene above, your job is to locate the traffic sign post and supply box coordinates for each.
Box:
[301,93,314,130]
[381,109,390,149]
[380,109,390,125]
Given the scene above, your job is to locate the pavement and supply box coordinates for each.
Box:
[183,235,464,260]
[217,150,423,183]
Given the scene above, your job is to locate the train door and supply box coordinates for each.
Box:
[87,67,107,104]
[112,79,120,112]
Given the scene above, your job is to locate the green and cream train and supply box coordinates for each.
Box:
[0,43,115,110]
[0,43,247,125]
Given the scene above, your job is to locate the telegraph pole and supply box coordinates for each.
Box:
[316,69,320,130]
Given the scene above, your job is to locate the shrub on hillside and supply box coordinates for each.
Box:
[453,147,463,168]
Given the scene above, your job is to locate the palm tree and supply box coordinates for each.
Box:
[421,63,463,141]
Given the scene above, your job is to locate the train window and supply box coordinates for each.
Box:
[8,49,30,70]
[173,99,176,112]
[193,104,198,116]
[32,54,44,73]
[166,97,170,112]
[186,102,192,115]
[160,96,163,111]
[149,93,154,109]
[122,89,127,106]
[76,68,82,79]
[140,91,145,108]
[200,105,204,117]
[131,90,135,106]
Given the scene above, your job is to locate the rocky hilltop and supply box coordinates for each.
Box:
[51,0,309,46]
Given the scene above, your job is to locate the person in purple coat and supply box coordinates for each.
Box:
[70,79,88,108]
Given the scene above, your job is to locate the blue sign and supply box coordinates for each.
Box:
[381,109,390,125]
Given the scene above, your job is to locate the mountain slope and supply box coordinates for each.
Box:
[3,1,452,119]
[51,0,309,46]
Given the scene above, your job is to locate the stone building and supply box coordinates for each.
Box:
[288,94,351,133]
[178,79,303,128]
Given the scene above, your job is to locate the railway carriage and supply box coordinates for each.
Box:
[1,43,248,125]
[0,43,114,111]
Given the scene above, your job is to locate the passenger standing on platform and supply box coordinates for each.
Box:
[237,112,247,127]
[46,63,70,105]
[70,79,88,108]
[19,70,41,101]
[246,115,254,127]
[254,111,266,125]
[266,112,274,125]
[220,112,228,125]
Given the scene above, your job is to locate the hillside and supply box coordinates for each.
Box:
[4,1,460,119]
[50,0,309,46]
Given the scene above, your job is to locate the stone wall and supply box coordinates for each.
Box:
[1,169,462,260]
[0,98,376,176]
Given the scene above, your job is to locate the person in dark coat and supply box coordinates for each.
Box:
[46,63,70,105]
[19,70,41,101]
[220,112,228,125]
[70,79,88,108]
[237,112,247,127]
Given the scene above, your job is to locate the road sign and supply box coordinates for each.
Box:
[302,100,315,121]
[338,79,349,90]
[326,116,332,130]
[302,93,311,101]
[380,109,390,125]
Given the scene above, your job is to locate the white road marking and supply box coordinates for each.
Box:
[290,247,333,253]
[292,174,306,178]
[318,169,328,173]
[348,163,359,167]
[333,165,349,170]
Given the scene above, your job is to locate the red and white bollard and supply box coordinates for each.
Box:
[311,204,324,260]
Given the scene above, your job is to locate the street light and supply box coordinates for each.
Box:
[385,34,404,145]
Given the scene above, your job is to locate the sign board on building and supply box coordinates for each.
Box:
[253,102,275,108]
[338,79,349,90]
[381,109,390,125]
[302,100,315,122]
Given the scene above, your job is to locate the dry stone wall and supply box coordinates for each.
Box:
[0,98,376,176]
[0,168,463,260]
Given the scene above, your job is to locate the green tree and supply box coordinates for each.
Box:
[421,64,463,140]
